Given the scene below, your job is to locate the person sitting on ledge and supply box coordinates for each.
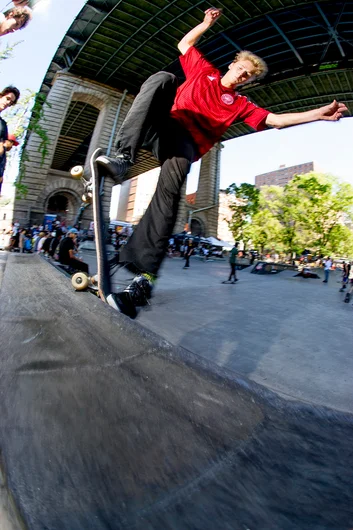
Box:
[58,228,89,274]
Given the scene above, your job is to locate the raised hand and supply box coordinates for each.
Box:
[203,7,222,27]
[319,100,348,121]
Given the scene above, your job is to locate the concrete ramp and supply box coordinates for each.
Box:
[1,254,353,529]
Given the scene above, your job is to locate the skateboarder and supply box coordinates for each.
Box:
[96,7,347,318]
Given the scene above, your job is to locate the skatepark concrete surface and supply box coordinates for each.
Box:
[81,249,353,413]
[1,251,353,529]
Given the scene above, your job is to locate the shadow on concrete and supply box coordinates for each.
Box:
[1,255,353,529]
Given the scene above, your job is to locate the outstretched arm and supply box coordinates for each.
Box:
[266,100,348,128]
[178,7,222,55]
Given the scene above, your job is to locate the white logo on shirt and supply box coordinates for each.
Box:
[221,93,234,105]
[207,75,217,81]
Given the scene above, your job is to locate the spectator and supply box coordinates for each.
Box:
[339,261,350,292]
[33,231,43,252]
[183,238,195,269]
[0,6,32,36]
[224,242,238,283]
[18,228,26,253]
[0,86,20,195]
[323,256,332,283]
[41,231,54,256]
[37,231,49,253]
[49,229,62,259]
[0,132,19,195]
[58,228,89,274]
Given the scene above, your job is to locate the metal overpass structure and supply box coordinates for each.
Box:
[43,0,353,144]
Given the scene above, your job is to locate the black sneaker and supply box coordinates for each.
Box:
[96,154,132,184]
[107,292,138,319]
[107,275,153,319]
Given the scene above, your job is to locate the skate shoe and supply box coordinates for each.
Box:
[107,274,154,319]
[96,154,132,184]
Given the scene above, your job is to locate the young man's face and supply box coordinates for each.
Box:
[227,59,257,86]
[0,92,16,111]
[0,14,23,36]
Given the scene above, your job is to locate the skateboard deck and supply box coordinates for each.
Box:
[90,148,112,302]
[222,280,238,284]
[70,148,112,303]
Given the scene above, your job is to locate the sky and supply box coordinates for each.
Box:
[187,115,353,193]
[1,0,352,195]
[0,0,86,93]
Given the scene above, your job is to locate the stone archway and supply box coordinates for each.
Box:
[44,189,80,226]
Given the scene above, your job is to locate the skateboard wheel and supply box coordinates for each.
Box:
[72,272,89,291]
[91,274,98,285]
[71,165,84,179]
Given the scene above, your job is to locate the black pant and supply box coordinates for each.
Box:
[65,258,89,274]
[118,72,198,275]
[229,263,237,281]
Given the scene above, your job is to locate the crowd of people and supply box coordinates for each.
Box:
[1,220,90,273]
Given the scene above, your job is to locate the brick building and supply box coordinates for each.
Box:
[255,161,318,188]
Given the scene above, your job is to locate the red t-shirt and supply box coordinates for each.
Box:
[170,47,270,159]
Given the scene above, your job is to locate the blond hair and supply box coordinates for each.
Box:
[233,51,268,80]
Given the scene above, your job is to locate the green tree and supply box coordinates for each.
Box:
[0,42,20,64]
[259,184,307,255]
[226,183,260,244]
[244,208,282,254]
[293,173,353,255]
[249,173,353,257]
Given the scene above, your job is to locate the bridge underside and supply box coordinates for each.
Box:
[46,0,353,142]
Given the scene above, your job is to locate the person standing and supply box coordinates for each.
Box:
[18,228,26,253]
[93,7,347,318]
[0,133,19,196]
[0,87,20,196]
[183,238,195,269]
[323,257,332,283]
[224,243,238,283]
[339,261,350,292]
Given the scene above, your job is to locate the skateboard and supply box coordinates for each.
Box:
[222,280,238,284]
[70,148,112,303]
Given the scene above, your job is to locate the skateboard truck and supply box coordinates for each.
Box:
[70,165,94,203]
